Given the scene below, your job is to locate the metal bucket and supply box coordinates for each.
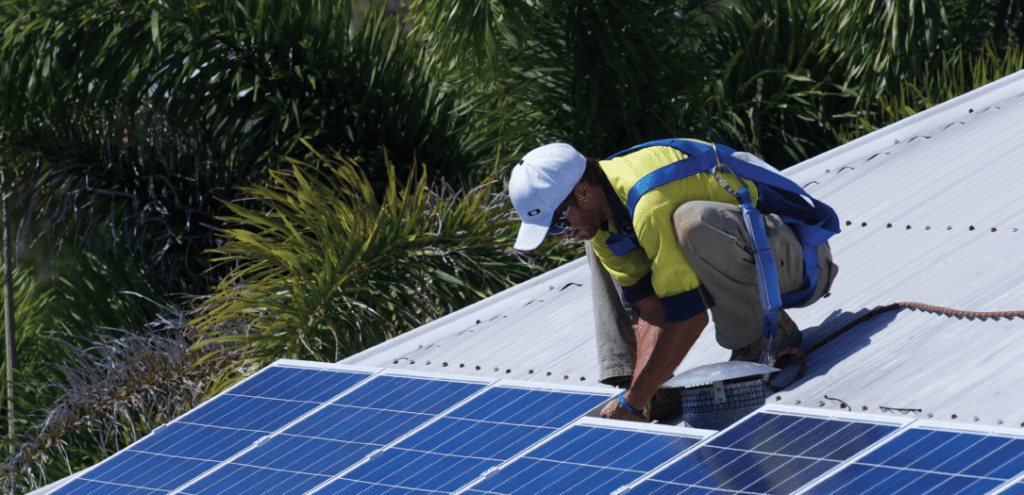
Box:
[663,361,778,430]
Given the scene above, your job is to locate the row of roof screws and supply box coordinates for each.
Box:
[409,361,586,381]
[845,220,1016,232]
[779,396,1023,426]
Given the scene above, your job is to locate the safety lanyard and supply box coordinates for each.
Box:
[707,145,783,361]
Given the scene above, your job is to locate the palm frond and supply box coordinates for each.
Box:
[189,143,540,392]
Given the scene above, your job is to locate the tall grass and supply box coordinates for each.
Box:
[839,42,1024,140]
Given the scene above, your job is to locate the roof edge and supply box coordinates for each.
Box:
[339,256,589,365]
[784,68,1024,182]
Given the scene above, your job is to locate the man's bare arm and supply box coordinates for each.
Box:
[601,295,707,420]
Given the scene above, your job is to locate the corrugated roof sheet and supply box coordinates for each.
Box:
[343,70,1024,428]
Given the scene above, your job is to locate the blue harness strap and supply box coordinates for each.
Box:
[601,139,840,339]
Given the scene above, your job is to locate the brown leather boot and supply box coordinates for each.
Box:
[729,310,802,362]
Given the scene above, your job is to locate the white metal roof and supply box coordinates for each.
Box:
[344,68,1024,428]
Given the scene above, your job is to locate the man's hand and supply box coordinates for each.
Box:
[599,393,647,421]
[626,296,708,417]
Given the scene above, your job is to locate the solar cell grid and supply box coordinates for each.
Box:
[50,366,373,495]
[315,385,612,494]
[801,426,1024,495]
[625,411,900,495]
[180,374,487,495]
[999,482,1024,495]
[462,422,706,495]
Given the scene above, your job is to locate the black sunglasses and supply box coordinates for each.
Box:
[548,201,572,236]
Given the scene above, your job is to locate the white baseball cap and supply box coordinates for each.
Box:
[509,143,586,251]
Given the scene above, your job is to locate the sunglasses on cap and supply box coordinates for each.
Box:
[548,201,571,236]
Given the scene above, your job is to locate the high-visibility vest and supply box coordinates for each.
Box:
[601,139,840,338]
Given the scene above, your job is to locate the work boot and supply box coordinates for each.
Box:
[729,310,802,362]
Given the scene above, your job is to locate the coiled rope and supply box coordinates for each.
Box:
[765,303,1024,392]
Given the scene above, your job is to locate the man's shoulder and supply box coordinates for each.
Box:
[600,145,688,190]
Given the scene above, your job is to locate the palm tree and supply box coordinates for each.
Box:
[408,0,713,158]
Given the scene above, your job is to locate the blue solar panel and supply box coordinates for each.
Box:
[179,374,487,494]
[1000,482,1024,495]
[51,367,372,495]
[802,427,1024,495]
[626,411,900,495]
[314,386,612,494]
[462,422,706,495]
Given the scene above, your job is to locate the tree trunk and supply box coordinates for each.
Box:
[2,191,14,453]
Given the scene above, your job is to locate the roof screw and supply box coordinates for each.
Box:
[393,360,399,364]
[819,401,825,407]
[952,414,958,419]
[794,400,801,404]
[493,367,499,372]
[459,364,465,368]
[906,225,911,230]
[947,226,952,230]
[991,227,997,232]
[927,413,934,418]
[476,320,481,324]
[409,360,415,364]
[846,220,852,226]
[442,362,448,367]
[475,366,481,370]
[998,420,1004,425]
[776,396,781,401]
[547,372,552,376]
[861,222,867,227]
[563,375,569,380]
[974,417,980,422]
[862,406,868,411]
[425,361,430,365]
[580,377,585,381]
[969,226,975,230]
[887,223,892,228]
[506,369,512,374]
[529,369,534,374]
[925,226,931,230]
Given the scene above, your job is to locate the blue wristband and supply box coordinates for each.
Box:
[617,393,643,417]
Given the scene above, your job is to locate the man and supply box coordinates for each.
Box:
[509,140,838,422]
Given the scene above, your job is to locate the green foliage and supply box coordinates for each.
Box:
[0,321,224,494]
[840,42,1024,140]
[24,105,232,293]
[812,0,950,95]
[694,0,857,166]
[409,0,712,158]
[0,0,493,191]
[190,144,542,391]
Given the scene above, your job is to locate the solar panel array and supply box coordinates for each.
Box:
[316,386,611,494]
[802,425,1024,495]
[52,366,373,495]
[623,411,901,495]
[461,420,706,495]
[49,362,1024,495]
[179,373,488,495]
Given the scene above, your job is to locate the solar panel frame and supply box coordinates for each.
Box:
[797,419,1024,495]
[50,362,380,495]
[453,416,713,495]
[306,378,618,495]
[174,366,496,495]
[618,405,911,495]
